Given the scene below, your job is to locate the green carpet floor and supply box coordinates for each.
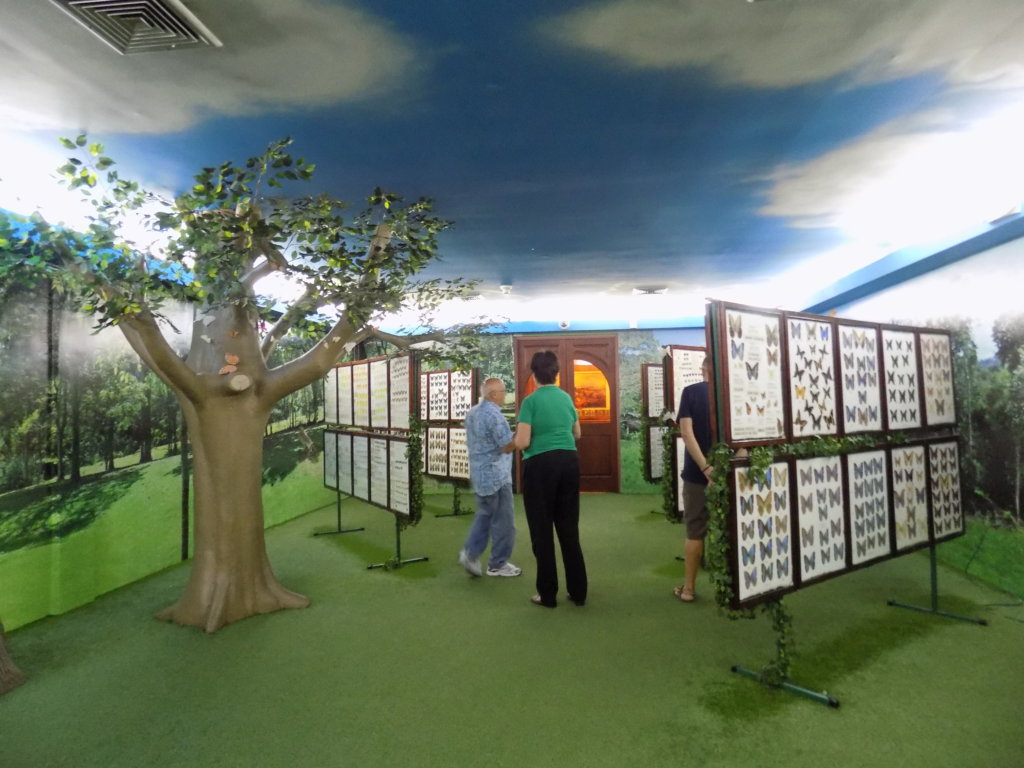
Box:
[2,494,1022,768]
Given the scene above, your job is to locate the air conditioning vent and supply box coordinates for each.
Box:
[50,0,222,54]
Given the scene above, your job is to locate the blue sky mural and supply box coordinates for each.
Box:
[2,0,1024,328]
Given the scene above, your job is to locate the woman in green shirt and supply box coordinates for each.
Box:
[514,351,587,607]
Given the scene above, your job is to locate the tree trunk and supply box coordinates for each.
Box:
[0,622,25,696]
[103,418,115,473]
[69,378,81,483]
[138,391,153,464]
[155,396,309,632]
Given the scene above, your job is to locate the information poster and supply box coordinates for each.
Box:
[648,425,667,481]
[724,309,785,442]
[323,430,338,490]
[352,435,369,500]
[338,364,353,427]
[389,442,410,515]
[389,355,412,431]
[733,462,794,603]
[369,359,389,429]
[369,437,389,506]
[324,368,339,424]
[794,456,845,582]
[881,329,921,430]
[847,450,890,565]
[787,316,837,438]
[920,333,955,426]
[338,432,353,495]
[890,445,928,551]
[352,363,370,428]
[837,323,882,433]
[644,363,666,418]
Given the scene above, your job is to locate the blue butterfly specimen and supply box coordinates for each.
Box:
[855,519,865,538]
[774,491,788,511]
[741,520,755,540]
[790,321,803,339]
[828,487,842,507]
[819,325,830,341]
[801,526,814,548]
[777,535,789,555]
[739,496,753,516]
[818,530,829,546]
[777,558,790,577]
[799,493,813,514]
[743,569,757,589]
[834,542,844,560]
[799,467,813,485]
[731,339,745,359]
[845,405,857,422]
[746,361,759,380]
[856,540,867,557]
[741,544,756,566]
[761,562,775,581]
[803,552,816,571]
[757,517,773,538]
[830,518,842,537]
[825,463,839,482]
[760,541,773,559]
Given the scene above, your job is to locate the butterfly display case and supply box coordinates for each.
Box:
[709,300,965,608]
[640,361,670,484]
[323,429,415,516]
[666,345,706,418]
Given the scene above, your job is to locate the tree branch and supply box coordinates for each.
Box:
[119,312,204,402]
[263,312,356,402]
[260,284,315,361]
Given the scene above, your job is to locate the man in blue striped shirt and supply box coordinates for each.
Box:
[458,377,522,578]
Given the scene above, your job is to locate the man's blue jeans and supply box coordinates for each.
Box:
[463,484,515,569]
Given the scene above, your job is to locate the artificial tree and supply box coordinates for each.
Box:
[1,137,478,632]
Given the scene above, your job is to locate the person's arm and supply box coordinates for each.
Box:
[680,416,713,479]
[572,419,581,440]
[513,421,532,451]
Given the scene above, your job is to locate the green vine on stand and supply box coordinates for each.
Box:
[403,415,425,531]
[661,423,680,521]
[703,432,909,687]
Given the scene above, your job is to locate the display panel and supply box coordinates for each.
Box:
[786,315,838,438]
[428,371,450,421]
[427,426,449,476]
[448,427,469,479]
[369,359,389,429]
[352,435,369,500]
[847,450,890,565]
[369,437,389,506]
[644,363,666,419]
[794,456,845,582]
[929,441,963,541]
[724,308,785,442]
[733,462,794,604]
[389,441,411,515]
[675,436,685,516]
[648,425,667,481]
[389,355,412,431]
[920,333,956,426]
[881,329,921,430]
[837,323,882,434]
[352,363,370,428]
[338,432,353,495]
[324,367,339,425]
[669,346,705,417]
[419,372,429,421]
[450,370,474,420]
[890,445,929,551]
[323,430,338,490]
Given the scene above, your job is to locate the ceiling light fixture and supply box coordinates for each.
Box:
[50,0,222,54]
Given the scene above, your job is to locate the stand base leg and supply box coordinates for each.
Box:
[434,511,469,518]
[313,527,365,537]
[731,665,840,709]
[368,556,429,570]
[886,600,988,626]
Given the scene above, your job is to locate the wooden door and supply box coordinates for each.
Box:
[513,335,620,492]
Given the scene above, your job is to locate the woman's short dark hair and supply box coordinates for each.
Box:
[530,350,559,385]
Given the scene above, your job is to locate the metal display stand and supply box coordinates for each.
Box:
[312,490,364,537]
[888,543,988,625]
[730,665,840,708]
[368,515,429,570]
[435,481,471,518]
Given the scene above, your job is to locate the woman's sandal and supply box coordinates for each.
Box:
[673,585,696,603]
[531,594,556,608]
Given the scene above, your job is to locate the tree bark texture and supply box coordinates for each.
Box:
[149,307,318,632]
[0,622,26,696]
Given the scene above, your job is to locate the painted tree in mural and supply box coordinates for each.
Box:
[0,136,476,632]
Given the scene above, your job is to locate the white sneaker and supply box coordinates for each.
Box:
[458,549,482,577]
[486,562,522,577]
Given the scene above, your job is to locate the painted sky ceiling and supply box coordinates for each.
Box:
[2,0,1024,328]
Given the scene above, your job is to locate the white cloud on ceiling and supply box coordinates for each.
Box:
[546,0,1024,90]
[0,0,418,133]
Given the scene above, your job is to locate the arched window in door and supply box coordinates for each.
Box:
[573,359,610,423]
